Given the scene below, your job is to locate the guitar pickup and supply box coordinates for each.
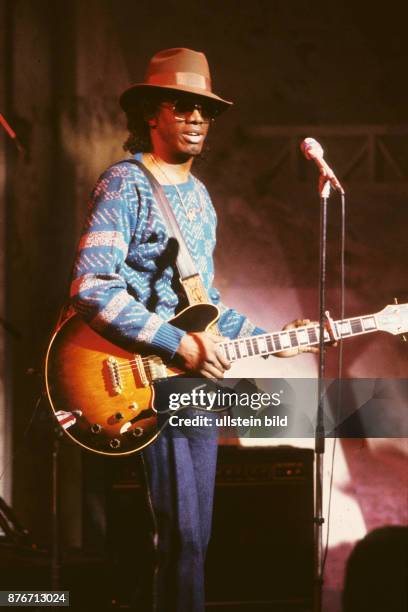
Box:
[135,354,168,386]
[106,357,123,394]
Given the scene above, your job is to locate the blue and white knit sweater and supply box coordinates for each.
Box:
[70,159,264,358]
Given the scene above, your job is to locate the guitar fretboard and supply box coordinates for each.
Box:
[217,314,378,362]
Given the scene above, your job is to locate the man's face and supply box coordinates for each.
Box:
[149,94,216,163]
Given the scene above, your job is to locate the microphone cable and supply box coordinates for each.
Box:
[322,190,346,576]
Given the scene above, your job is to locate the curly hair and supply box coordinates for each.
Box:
[123,94,161,154]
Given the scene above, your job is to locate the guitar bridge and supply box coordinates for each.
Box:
[135,354,168,386]
[106,357,123,394]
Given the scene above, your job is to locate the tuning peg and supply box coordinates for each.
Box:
[394,298,407,343]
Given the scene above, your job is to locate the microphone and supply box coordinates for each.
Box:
[300,137,344,195]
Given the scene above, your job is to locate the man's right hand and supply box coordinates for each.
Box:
[176,332,231,378]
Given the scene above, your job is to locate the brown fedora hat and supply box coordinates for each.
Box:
[119,47,233,113]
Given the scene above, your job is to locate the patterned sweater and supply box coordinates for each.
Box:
[70,159,264,358]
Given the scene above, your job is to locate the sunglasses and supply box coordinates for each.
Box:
[160,99,218,122]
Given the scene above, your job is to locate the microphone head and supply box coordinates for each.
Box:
[300,137,324,160]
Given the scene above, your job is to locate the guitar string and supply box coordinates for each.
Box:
[113,324,326,373]
[114,342,323,374]
[112,318,369,374]
[114,323,326,371]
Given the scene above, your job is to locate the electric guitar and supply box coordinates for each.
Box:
[44,301,408,456]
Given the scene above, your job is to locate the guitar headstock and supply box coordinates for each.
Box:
[376,303,408,336]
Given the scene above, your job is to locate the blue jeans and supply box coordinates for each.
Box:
[142,412,218,612]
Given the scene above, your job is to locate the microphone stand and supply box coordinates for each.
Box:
[313,178,331,612]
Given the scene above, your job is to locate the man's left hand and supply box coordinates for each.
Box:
[275,318,320,358]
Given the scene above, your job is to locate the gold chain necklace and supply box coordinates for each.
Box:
[149,154,201,222]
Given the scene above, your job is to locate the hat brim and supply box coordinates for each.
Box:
[119,83,233,114]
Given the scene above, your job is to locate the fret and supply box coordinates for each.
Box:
[266,335,274,352]
[251,337,260,355]
[336,320,351,337]
[224,343,232,361]
[307,327,318,343]
[217,344,225,359]
[350,318,363,334]
[257,336,268,354]
[297,328,309,345]
[314,327,331,342]
[240,340,249,357]
[234,341,242,359]
[245,338,254,357]
[271,334,281,351]
[227,342,236,360]
[334,322,340,337]
[289,330,299,348]
[279,332,291,349]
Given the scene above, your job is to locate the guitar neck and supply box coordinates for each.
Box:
[217,312,379,362]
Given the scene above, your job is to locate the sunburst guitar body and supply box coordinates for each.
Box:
[45,303,219,456]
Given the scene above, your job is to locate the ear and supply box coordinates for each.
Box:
[145,106,158,129]
[142,98,159,128]
[147,115,157,128]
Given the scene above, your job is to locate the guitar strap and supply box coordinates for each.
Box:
[122,159,221,335]
[123,159,200,281]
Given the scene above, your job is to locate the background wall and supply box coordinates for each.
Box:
[1,0,407,609]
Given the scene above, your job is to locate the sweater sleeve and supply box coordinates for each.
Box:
[208,286,265,339]
[70,165,186,358]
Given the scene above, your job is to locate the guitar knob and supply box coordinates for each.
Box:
[109,438,121,449]
[132,427,144,437]
[130,402,139,411]
[91,424,102,434]
[114,412,124,421]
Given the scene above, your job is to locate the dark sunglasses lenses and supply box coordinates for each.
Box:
[173,100,216,120]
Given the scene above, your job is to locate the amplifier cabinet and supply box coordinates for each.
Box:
[205,446,314,607]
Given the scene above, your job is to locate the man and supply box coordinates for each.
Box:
[70,48,312,612]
